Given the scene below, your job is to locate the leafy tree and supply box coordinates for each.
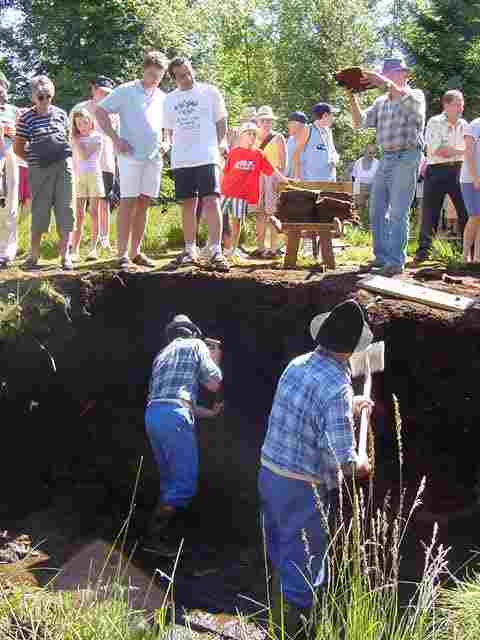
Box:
[401,0,480,119]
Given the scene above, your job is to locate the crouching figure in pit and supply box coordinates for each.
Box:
[144,314,223,557]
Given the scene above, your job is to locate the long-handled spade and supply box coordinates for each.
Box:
[350,341,385,467]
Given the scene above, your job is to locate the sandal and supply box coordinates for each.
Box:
[132,253,155,268]
[249,248,268,259]
[174,252,197,267]
[22,257,39,271]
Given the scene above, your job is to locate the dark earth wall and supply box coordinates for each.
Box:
[2,271,480,543]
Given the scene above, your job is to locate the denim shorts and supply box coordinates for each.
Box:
[461,182,480,217]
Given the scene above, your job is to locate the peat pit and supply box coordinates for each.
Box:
[1,270,480,612]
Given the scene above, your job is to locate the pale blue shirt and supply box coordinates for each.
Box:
[286,126,337,181]
[99,80,165,162]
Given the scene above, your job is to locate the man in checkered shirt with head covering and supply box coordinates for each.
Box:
[259,300,373,639]
[346,57,426,277]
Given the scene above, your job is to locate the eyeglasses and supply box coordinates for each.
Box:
[37,93,52,101]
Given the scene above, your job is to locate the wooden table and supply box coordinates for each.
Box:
[279,180,353,270]
[283,222,337,269]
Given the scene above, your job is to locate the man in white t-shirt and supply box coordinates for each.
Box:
[163,57,229,272]
[96,51,169,269]
[71,76,118,256]
[352,144,379,210]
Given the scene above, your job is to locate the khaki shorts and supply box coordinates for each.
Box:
[75,171,105,199]
[29,158,75,235]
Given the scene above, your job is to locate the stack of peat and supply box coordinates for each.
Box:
[277,185,359,225]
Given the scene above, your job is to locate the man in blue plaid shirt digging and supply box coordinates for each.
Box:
[144,314,223,557]
[259,299,373,639]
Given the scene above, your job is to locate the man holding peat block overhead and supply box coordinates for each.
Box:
[259,300,373,640]
[345,57,426,276]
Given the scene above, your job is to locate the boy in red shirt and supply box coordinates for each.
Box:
[222,121,287,258]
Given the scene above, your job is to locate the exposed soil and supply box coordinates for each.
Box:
[1,264,480,613]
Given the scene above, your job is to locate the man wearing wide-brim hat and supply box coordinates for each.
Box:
[258,300,373,639]
[346,57,426,277]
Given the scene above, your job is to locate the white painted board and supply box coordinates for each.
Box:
[360,274,475,312]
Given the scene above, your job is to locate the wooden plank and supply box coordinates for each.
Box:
[360,275,475,312]
[279,181,353,194]
[284,230,301,268]
[282,222,336,232]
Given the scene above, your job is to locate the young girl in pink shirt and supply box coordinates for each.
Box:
[70,108,105,261]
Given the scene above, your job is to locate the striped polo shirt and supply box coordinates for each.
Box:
[16,105,71,166]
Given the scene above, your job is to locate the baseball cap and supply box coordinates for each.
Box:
[312,102,339,118]
[288,111,307,124]
[92,76,115,91]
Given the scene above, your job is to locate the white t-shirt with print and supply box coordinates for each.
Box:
[163,82,227,169]
[461,119,480,183]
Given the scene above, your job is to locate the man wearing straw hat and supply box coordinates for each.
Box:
[259,299,372,639]
[346,57,426,276]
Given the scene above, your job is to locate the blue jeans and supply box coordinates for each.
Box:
[369,148,421,267]
[258,466,331,609]
[145,402,198,509]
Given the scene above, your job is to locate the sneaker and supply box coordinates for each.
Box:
[381,264,404,277]
[85,248,98,262]
[209,251,230,272]
[99,236,111,250]
[119,256,132,270]
[61,256,74,271]
[23,257,39,271]
[70,251,80,263]
[199,245,211,259]
[232,248,249,259]
[132,253,155,268]
[174,251,197,267]
[0,258,11,270]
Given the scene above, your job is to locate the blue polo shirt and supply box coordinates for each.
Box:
[286,126,337,181]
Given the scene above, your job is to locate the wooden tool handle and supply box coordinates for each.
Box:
[357,366,372,464]
[358,407,370,464]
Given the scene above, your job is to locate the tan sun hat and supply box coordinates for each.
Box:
[256,105,278,120]
[238,121,259,136]
[239,106,257,122]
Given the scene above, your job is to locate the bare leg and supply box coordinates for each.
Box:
[201,195,222,248]
[130,195,151,258]
[463,218,478,262]
[231,218,242,250]
[256,211,267,251]
[117,197,136,258]
[473,220,480,262]
[89,198,100,249]
[59,231,70,260]
[71,199,87,254]
[182,198,198,247]
[30,231,42,262]
[99,198,110,245]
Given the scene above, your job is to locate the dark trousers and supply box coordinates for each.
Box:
[418,163,468,255]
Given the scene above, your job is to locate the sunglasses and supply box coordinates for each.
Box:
[37,93,52,101]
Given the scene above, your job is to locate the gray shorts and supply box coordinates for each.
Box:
[29,158,75,235]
